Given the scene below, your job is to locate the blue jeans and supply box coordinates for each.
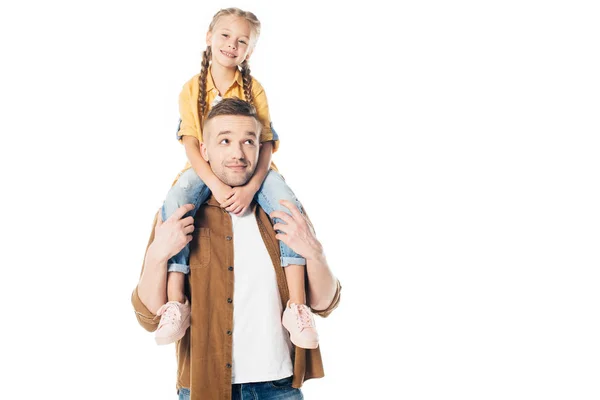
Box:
[178,376,303,399]
[162,168,306,274]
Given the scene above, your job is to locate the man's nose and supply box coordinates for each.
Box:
[230,142,244,159]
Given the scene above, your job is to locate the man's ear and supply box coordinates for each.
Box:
[200,141,209,162]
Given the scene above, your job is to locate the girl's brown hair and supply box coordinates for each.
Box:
[198,8,261,127]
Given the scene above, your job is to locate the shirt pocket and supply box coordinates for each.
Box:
[190,227,211,268]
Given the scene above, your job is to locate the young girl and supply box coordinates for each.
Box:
[154,8,320,350]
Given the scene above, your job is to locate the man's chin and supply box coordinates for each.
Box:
[221,174,252,187]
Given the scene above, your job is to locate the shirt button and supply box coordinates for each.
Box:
[228,266,233,271]
[226,363,232,368]
[227,298,232,303]
[226,236,232,241]
[227,330,232,335]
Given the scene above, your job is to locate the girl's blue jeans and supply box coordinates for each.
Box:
[162,168,306,274]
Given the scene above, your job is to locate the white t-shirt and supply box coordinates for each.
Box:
[229,211,294,384]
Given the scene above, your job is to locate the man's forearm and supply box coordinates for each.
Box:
[306,253,338,311]
[137,244,168,315]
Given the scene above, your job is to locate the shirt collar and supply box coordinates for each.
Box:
[205,65,244,93]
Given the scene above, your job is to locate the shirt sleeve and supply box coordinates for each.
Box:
[252,79,280,153]
[310,280,342,318]
[131,212,160,332]
[176,78,201,143]
[131,288,159,332]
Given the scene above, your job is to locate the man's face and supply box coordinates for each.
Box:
[201,115,261,187]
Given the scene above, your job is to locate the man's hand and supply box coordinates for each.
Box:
[220,184,258,216]
[147,204,195,263]
[270,200,324,261]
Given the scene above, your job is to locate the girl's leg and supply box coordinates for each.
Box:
[255,170,307,303]
[155,168,210,345]
[162,167,212,275]
[255,170,306,267]
[166,272,187,303]
[256,170,318,349]
[163,168,211,303]
[284,265,306,305]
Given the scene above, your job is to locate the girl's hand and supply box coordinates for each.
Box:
[270,200,324,261]
[148,204,195,263]
[220,184,258,216]
[211,181,234,205]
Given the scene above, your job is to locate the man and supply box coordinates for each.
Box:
[132,98,341,400]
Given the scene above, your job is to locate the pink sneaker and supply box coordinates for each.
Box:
[282,300,319,349]
[154,299,190,345]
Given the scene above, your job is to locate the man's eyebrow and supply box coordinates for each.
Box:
[215,130,257,138]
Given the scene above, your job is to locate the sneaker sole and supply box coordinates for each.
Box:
[282,318,319,349]
[155,316,191,346]
[290,335,319,349]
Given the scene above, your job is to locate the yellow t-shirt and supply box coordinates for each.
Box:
[176,66,279,174]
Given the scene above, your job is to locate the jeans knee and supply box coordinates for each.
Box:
[177,172,193,190]
[177,168,204,191]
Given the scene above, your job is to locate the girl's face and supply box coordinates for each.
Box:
[207,15,254,69]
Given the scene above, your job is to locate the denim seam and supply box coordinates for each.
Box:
[281,256,307,267]
[167,263,190,274]
[269,376,294,390]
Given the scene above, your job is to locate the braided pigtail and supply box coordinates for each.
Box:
[240,60,254,106]
[197,46,212,127]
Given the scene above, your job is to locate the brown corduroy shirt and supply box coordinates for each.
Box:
[131,196,342,400]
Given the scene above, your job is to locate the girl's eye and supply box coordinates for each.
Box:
[239,40,247,45]
[222,34,229,38]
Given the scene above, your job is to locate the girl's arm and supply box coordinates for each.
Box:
[220,80,277,214]
[176,78,233,204]
[249,79,278,189]
[220,141,273,214]
[182,135,233,204]
[247,141,273,192]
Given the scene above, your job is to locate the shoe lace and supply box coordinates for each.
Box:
[157,302,182,328]
[292,303,315,330]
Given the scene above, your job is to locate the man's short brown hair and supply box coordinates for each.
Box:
[204,97,261,126]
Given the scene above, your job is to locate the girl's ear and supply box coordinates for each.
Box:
[244,49,253,62]
[206,31,212,47]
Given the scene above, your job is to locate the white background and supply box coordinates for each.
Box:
[1,0,599,399]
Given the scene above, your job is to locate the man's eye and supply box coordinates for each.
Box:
[245,140,255,145]
[220,139,229,144]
